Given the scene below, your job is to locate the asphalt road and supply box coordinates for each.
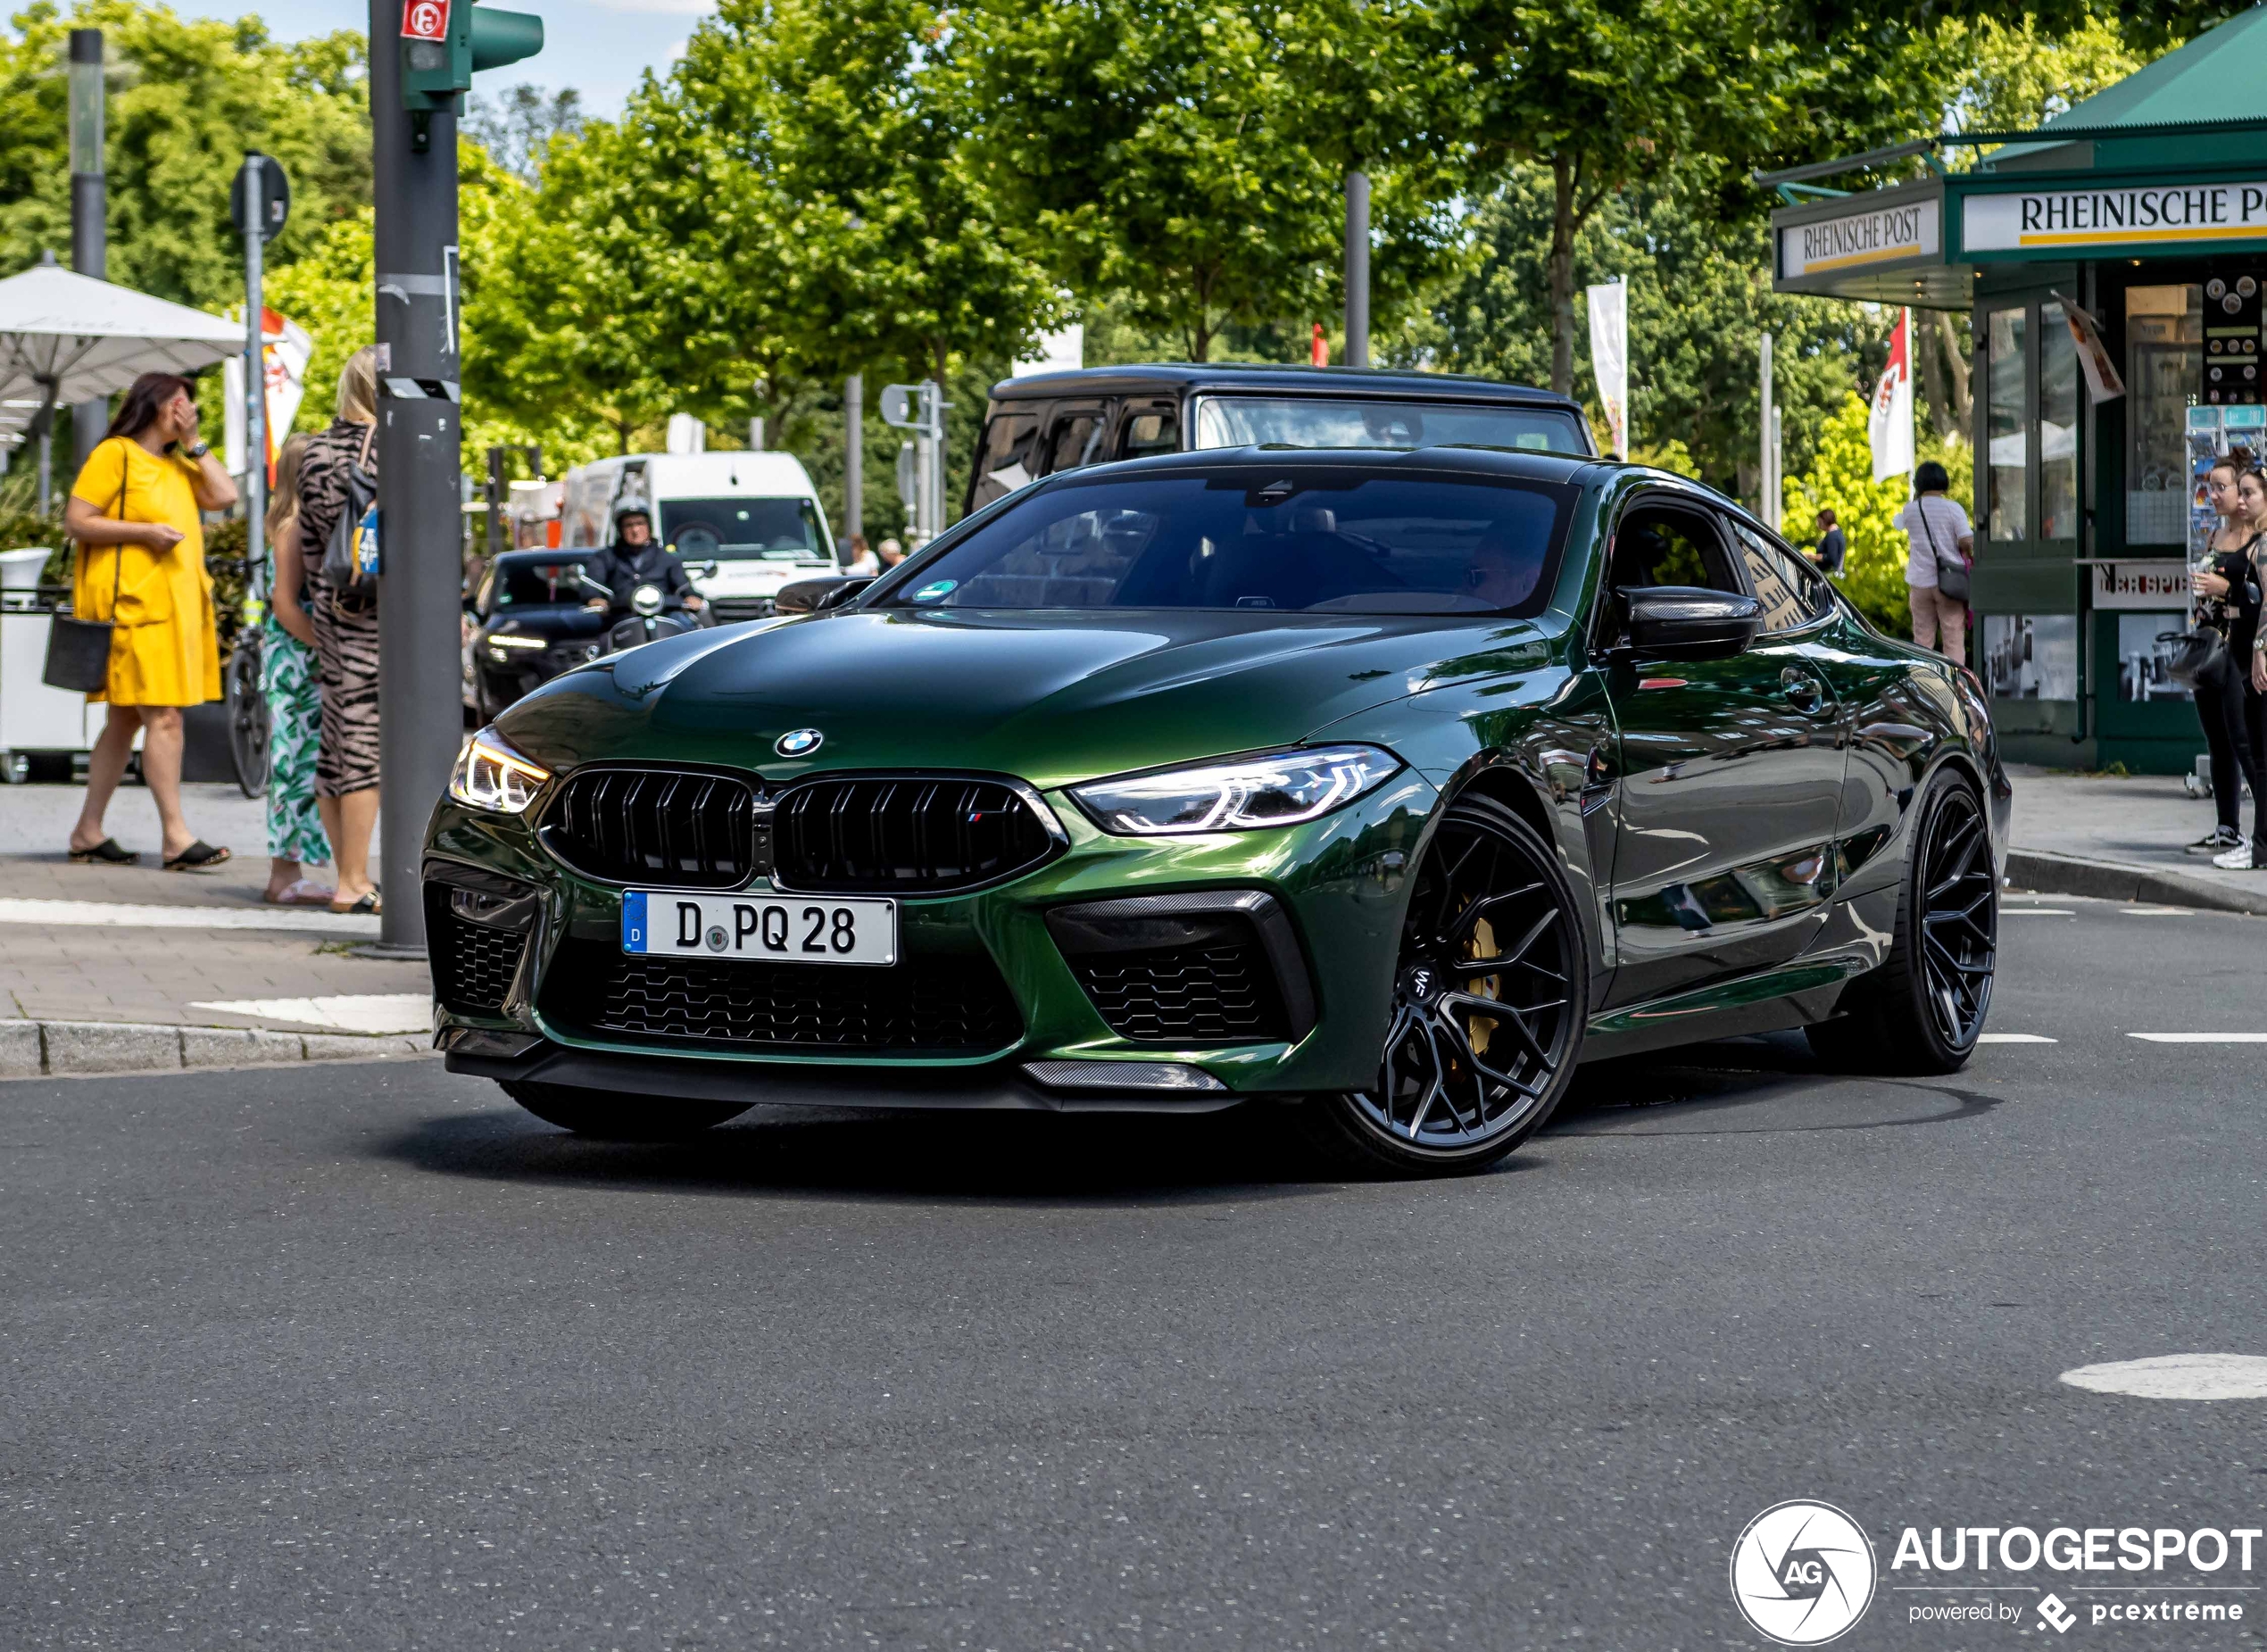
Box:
[4,892,2264,1650]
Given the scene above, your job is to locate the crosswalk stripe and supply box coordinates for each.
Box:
[1977,1033,2056,1043]
[2128,1033,2267,1043]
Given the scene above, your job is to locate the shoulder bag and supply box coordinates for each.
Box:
[41,444,130,693]
[320,424,380,615]
[1918,499,1971,605]
[2166,544,2245,690]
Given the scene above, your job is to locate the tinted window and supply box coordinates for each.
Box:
[973,411,1042,507]
[1045,411,1108,475]
[494,558,594,608]
[659,497,828,562]
[1609,508,1739,593]
[1120,408,1178,458]
[1732,522,1832,632]
[1192,395,1590,456]
[878,470,1575,616]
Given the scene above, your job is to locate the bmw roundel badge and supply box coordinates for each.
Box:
[775,727,824,758]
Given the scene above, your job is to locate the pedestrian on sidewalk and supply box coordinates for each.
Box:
[1809,509,1846,577]
[258,431,333,906]
[62,371,237,872]
[876,536,906,570]
[295,347,383,916]
[1896,462,1973,660]
[842,533,878,576]
[2190,461,2267,868]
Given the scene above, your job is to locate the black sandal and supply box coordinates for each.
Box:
[68,838,139,865]
[332,887,382,916]
[162,840,233,873]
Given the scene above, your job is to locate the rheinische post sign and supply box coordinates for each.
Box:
[1964,182,2267,255]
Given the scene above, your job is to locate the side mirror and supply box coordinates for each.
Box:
[1619,586,1764,660]
[776,575,875,615]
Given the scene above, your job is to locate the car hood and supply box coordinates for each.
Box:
[501,607,1556,789]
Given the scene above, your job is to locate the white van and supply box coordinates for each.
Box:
[558,451,837,620]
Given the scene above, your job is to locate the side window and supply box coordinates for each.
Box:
[1731,521,1832,632]
[1120,406,1179,459]
[1595,503,1740,647]
[1043,410,1108,476]
[971,411,1042,508]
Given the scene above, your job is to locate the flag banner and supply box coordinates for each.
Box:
[1870,308,1914,483]
[1587,278,1628,460]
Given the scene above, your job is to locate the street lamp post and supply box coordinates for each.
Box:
[1344,170,1371,370]
[68,28,104,472]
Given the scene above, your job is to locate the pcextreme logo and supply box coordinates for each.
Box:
[1731,1500,1879,1645]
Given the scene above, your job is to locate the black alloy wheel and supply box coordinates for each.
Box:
[1304,794,1589,1176]
[226,638,269,799]
[1807,768,1995,1074]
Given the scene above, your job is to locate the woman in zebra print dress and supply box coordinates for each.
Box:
[295,347,384,915]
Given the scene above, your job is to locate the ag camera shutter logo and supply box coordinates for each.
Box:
[1731,1500,1877,1645]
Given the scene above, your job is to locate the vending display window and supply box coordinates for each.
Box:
[2125,285,2202,546]
[1986,308,2028,542]
[2039,301,2080,542]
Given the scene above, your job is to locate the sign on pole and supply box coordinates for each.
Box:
[1586,278,1628,460]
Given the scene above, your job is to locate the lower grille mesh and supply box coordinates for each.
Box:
[1069,939,1286,1044]
[426,895,529,1016]
[544,937,1021,1054]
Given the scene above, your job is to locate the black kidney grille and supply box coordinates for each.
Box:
[544,937,1021,1054]
[425,890,529,1016]
[774,776,1057,893]
[544,768,756,888]
[1071,938,1288,1044]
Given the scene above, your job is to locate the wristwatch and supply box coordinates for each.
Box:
[184,440,210,460]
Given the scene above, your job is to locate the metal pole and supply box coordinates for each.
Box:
[241,157,266,598]
[486,444,504,561]
[1758,332,1774,519]
[843,374,863,543]
[371,2,462,954]
[1769,405,1783,533]
[1343,170,1371,370]
[69,29,105,472]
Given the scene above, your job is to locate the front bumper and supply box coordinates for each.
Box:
[423,767,1439,1107]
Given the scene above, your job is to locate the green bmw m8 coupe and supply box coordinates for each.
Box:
[425,445,2009,1175]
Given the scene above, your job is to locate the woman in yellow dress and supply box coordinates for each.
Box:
[62,371,239,870]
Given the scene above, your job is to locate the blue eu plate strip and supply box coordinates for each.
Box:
[621,891,647,953]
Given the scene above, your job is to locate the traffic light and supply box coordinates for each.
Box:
[400,0,543,117]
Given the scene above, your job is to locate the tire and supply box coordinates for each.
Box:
[226,641,270,799]
[1301,794,1590,1177]
[1806,767,1996,1075]
[501,1080,749,1141]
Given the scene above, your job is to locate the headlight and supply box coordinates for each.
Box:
[1070,744,1401,835]
[449,729,552,814]
[486,634,547,652]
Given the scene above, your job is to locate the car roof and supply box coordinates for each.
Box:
[1029,443,1605,488]
[987,362,1581,411]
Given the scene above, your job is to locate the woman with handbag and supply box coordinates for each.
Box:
[58,371,237,871]
[1895,461,1974,660]
[2188,461,2267,868]
[294,347,384,915]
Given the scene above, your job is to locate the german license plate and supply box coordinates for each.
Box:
[621,891,898,966]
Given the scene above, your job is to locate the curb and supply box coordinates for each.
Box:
[0,1019,434,1082]
[2004,849,2267,917]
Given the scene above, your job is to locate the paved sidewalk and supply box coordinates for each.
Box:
[2005,764,2267,915]
[1,781,430,1077]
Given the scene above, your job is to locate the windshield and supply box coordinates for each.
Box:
[1192,395,1590,457]
[876,470,1576,616]
[659,497,833,562]
[494,557,594,609]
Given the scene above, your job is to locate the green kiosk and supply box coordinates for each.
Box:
[1770,7,2266,772]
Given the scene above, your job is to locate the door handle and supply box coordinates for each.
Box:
[1781,667,1823,712]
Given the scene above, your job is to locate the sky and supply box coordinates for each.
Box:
[193,0,707,114]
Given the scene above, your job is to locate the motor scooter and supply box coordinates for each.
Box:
[577,573,716,656]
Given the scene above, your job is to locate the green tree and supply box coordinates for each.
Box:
[0,1,369,308]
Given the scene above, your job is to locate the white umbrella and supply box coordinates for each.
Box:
[0,253,245,507]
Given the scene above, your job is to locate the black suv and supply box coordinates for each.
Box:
[965,364,1593,515]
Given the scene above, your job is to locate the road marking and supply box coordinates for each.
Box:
[0,897,378,936]
[2060,1354,2267,1400]
[2127,1032,2267,1043]
[1977,1033,2056,1043]
[2119,906,2196,916]
[191,993,431,1034]
[2000,909,2074,916]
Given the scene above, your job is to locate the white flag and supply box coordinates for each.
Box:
[1587,278,1628,461]
[1869,308,1914,484]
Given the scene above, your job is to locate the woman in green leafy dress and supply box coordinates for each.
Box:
[259,432,333,904]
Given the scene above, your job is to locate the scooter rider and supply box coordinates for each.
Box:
[582,504,704,621]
